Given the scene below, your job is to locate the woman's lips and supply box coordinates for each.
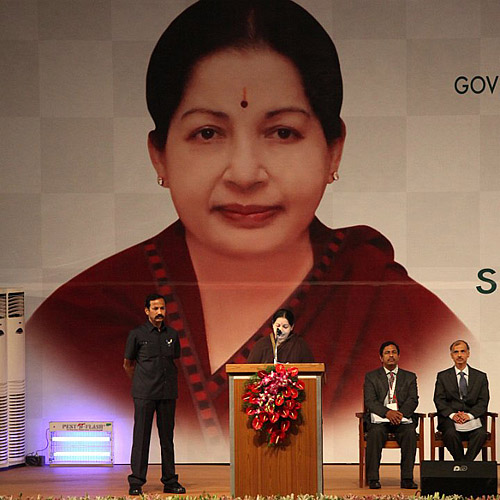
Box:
[213,204,282,227]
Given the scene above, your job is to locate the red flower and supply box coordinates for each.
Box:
[294,402,302,410]
[252,417,263,430]
[271,430,286,444]
[246,407,256,415]
[289,410,298,420]
[280,408,290,418]
[288,367,299,377]
[258,370,267,379]
[283,387,291,398]
[269,412,280,423]
[281,420,290,432]
[275,364,286,374]
[290,388,299,399]
[275,394,284,406]
[295,380,305,391]
[285,400,295,410]
[270,431,279,444]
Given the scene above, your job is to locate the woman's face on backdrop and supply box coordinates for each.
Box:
[150,48,344,257]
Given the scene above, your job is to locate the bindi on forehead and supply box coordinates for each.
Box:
[240,87,248,108]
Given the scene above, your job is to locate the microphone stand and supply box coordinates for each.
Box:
[273,328,281,364]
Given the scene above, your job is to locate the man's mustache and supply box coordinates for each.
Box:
[155,314,164,319]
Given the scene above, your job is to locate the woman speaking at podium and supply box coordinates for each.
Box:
[247,309,314,364]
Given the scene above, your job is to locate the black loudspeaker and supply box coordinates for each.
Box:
[421,460,497,496]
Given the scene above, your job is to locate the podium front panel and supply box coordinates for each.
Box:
[229,370,323,496]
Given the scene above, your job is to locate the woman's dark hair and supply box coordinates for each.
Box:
[272,308,295,327]
[146,0,343,150]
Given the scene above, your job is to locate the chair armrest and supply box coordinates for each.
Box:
[427,412,438,418]
[487,412,498,418]
[355,412,364,418]
[414,413,425,431]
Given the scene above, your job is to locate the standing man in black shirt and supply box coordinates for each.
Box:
[124,293,186,495]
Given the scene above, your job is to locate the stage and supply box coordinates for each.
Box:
[0,463,466,497]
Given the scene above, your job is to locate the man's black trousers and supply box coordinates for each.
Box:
[439,418,487,461]
[128,398,178,487]
[366,422,417,481]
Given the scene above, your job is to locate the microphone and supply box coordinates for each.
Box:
[273,328,282,364]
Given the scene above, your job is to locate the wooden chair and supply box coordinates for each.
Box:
[427,411,497,460]
[356,412,425,487]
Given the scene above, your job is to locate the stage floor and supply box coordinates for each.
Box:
[0,463,459,497]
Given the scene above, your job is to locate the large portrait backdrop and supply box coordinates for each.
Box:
[1,0,499,464]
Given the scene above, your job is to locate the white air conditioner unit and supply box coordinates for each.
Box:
[5,289,25,467]
[0,292,7,469]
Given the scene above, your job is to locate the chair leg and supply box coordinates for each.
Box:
[439,447,444,461]
[482,447,487,461]
[359,446,364,488]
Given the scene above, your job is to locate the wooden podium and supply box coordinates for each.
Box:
[226,363,325,496]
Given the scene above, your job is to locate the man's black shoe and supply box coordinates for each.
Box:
[128,486,142,496]
[163,482,186,494]
[401,479,418,489]
[369,480,381,489]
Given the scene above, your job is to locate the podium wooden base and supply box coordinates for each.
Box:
[227,363,324,496]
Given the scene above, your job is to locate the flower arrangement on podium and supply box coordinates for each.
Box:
[242,363,306,446]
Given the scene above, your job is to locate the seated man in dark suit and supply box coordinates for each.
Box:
[364,341,419,489]
[433,339,489,461]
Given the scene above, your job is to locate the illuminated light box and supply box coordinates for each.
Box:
[49,421,113,466]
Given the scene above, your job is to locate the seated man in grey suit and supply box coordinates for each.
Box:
[364,341,418,490]
[433,339,489,461]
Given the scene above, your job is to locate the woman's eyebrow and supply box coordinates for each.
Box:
[181,108,229,120]
[265,107,311,119]
[180,106,310,120]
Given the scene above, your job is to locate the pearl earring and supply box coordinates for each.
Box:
[333,172,339,181]
[157,177,164,186]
